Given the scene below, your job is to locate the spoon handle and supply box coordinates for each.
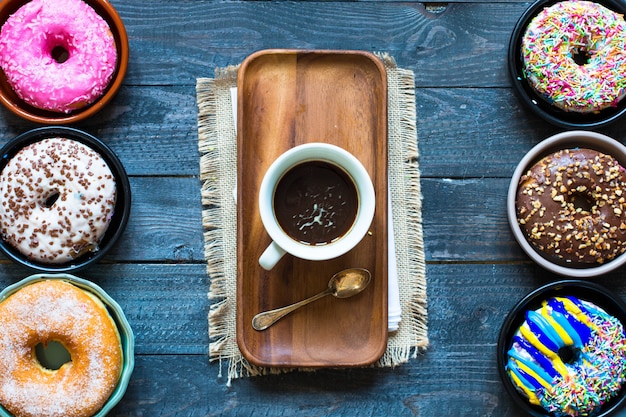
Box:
[252,289,332,331]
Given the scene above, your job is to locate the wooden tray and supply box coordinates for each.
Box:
[236,49,388,368]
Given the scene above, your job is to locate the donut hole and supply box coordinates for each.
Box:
[50,45,70,64]
[558,345,581,364]
[43,191,60,208]
[572,47,591,66]
[34,341,72,370]
[569,192,594,214]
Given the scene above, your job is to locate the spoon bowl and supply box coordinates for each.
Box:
[252,268,371,331]
[328,268,372,298]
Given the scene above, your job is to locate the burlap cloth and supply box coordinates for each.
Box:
[197,54,427,385]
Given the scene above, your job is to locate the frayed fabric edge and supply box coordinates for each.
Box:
[197,53,428,384]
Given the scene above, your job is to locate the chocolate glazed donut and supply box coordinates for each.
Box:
[516,148,626,265]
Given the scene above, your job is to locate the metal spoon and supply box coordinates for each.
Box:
[252,268,372,331]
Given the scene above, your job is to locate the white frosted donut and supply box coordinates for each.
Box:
[521,0,626,113]
[0,279,123,417]
[0,137,117,264]
[0,0,118,113]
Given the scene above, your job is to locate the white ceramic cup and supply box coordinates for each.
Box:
[258,143,376,271]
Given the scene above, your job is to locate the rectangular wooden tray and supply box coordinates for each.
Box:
[236,49,388,368]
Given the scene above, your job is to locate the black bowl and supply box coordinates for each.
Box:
[508,0,626,129]
[497,280,626,417]
[0,127,131,272]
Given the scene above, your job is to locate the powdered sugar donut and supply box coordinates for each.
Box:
[521,0,626,113]
[0,137,117,264]
[0,279,123,417]
[0,0,117,113]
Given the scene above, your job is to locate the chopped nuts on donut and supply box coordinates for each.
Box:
[516,148,626,265]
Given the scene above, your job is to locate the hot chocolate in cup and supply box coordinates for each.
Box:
[258,143,376,271]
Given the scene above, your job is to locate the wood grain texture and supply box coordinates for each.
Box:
[106,263,626,417]
[0,264,210,355]
[1,0,626,416]
[88,1,532,87]
[0,176,205,263]
[236,50,388,367]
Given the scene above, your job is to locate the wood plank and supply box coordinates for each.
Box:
[112,352,519,417]
[417,87,559,179]
[111,176,205,262]
[6,171,626,266]
[106,1,531,88]
[2,85,626,180]
[0,85,200,177]
[1,84,623,179]
[106,263,626,417]
[108,355,213,417]
[0,176,205,263]
[421,177,524,263]
[0,264,209,355]
[417,87,626,179]
[0,175,579,265]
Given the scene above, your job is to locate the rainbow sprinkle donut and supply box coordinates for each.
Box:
[506,296,626,417]
[521,0,626,113]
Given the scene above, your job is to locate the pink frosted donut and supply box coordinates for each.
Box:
[0,0,117,113]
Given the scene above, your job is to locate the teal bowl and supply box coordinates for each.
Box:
[0,274,134,416]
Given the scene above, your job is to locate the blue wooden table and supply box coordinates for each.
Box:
[2,0,626,415]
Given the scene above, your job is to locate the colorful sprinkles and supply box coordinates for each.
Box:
[507,296,626,417]
[521,0,626,113]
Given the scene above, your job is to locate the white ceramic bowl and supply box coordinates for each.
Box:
[507,130,626,277]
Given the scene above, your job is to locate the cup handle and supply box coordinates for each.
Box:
[259,241,286,271]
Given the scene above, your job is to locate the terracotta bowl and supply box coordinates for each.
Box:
[497,280,626,417]
[0,0,129,124]
[508,0,626,129]
[0,127,131,273]
[507,130,626,277]
[0,273,135,417]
